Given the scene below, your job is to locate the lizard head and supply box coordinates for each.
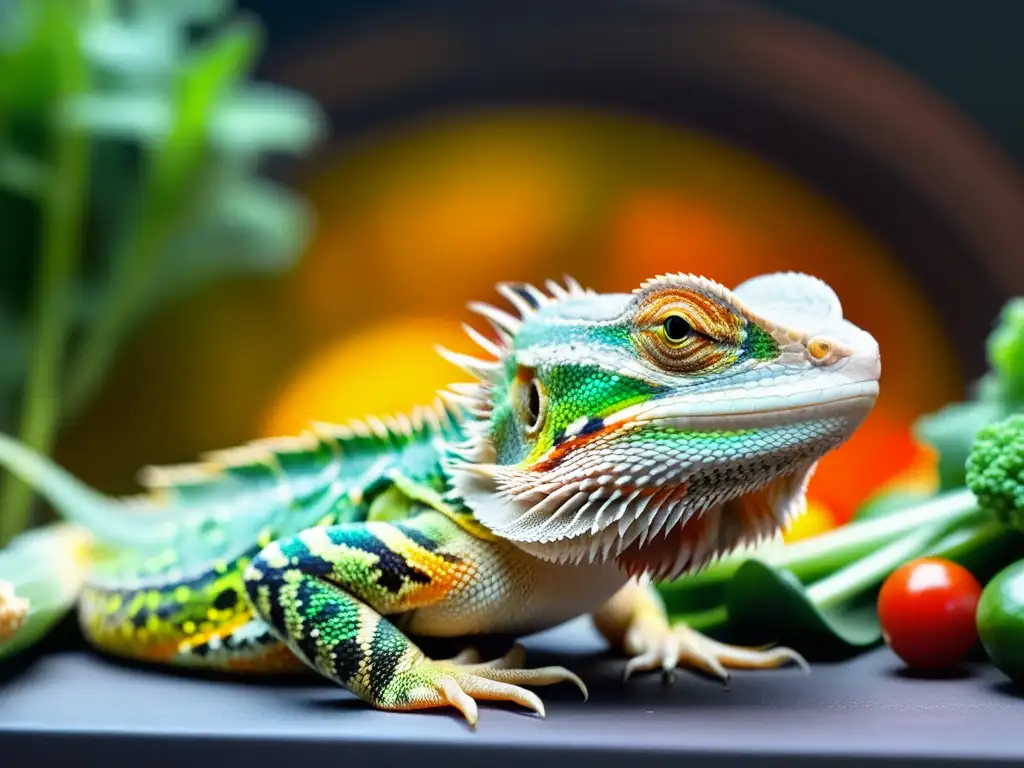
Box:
[440,272,880,580]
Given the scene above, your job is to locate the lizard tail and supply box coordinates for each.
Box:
[0,433,175,548]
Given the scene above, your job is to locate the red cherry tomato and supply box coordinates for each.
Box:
[877,557,982,670]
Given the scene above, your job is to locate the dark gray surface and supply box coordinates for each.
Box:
[2,618,1023,767]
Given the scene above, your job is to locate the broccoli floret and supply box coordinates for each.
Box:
[966,414,1024,530]
[988,298,1024,404]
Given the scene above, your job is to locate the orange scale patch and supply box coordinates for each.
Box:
[383,534,476,611]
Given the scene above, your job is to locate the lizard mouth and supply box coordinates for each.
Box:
[606,379,880,431]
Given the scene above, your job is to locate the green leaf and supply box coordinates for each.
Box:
[974,371,1006,404]
[81,20,178,78]
[212,85,327,155]
[149,16,261,203]
[152,178,312,302]
[60,91,170,141]
[724,560,882,660]
[915,399,1007,491]
[62,85,325,155]
[0,523,92,660]
[63,15,263,412]
[0,0,62,115]
[721,518,1015,661]
[0,1,92,109]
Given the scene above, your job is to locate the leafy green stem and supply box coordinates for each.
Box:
[805,519,956,611]
[64,18,259,414]
[926,519,1009,561]
[660,488,979,598]
[63,197,178,414]
[0,6,90,548]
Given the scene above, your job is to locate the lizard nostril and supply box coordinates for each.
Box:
[807,337,836,364]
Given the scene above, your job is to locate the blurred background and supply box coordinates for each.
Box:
[2,0,1024,545]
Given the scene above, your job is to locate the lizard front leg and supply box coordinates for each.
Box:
[592,577,808,683]
[242,510,582,726]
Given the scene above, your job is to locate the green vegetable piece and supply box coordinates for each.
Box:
[721,517,995,660]
[914,296,1024,491]
[976,559,1024,686]
[989,299,1024,405]
[916,399,1006,492]
[854,487,934,522]
[0,523,92,660]
[966,415,1024,531]
[724,560,882,660]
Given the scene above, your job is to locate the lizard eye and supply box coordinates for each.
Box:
[632,287,744,375]
[518,373,546,436]
[662,315,692,344]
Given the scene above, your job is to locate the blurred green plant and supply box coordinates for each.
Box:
[915,298,1024,491]
[0,0,327,547]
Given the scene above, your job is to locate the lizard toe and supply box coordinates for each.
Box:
[378,653,585,727]
[624,621,809,685]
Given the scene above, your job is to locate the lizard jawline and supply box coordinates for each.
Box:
[612,469,808,580]
[454,459,814,581]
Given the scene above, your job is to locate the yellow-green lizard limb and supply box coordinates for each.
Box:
[242,507,588,725]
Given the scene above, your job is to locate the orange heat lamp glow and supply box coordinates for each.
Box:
[259,316,478,437]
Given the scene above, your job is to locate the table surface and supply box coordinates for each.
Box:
[2,617,1023,767]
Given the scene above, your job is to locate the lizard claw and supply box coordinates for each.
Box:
[623,622,808,684]
[378,645,587,728]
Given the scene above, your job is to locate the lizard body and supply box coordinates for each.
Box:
[0,271,880,725]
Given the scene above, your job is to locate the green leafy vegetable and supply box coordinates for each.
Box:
[852,486,933,522]
[915,297,1024,491]
[989,299,1024,404]
[916,398,1006,491]
[720,518,1012,658]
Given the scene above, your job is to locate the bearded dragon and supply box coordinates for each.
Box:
[0,271,880,726]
